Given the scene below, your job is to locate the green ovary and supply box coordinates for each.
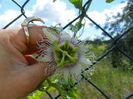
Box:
[52,40,79,68]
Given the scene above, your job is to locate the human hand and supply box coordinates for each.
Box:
[0,26,55,99]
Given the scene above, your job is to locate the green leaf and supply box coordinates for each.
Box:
[69,0,82,9]
[28,90,45,99]
[106,0,114,3]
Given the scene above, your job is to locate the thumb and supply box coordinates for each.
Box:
[13,62,55,97]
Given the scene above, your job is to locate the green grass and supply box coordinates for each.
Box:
[77,59,133,99]
[31,59,133,99]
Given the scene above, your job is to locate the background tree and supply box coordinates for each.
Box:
[104,0,133,70]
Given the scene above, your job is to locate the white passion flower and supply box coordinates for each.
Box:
[33,27,93,80]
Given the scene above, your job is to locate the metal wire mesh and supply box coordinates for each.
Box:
[1,0,133,99]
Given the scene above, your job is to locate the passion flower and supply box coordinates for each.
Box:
[33,27,93,80]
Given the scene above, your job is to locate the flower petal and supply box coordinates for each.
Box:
[80,55,92,65]
[42,27,59,42]
[56,63,82,80]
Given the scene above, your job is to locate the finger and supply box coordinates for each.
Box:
[11,62,55,98]
[11,26,46,55]
[25,26,46,54]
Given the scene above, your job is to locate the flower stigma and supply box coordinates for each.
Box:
[52,40,79,68]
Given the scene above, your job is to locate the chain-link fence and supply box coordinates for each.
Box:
[1,0,133,99]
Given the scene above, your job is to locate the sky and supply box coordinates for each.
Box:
[0,0,127,40]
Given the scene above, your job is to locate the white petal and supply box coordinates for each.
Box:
[42,48,53,62]
[80,56,92,65]
[42,27,59,42]
[60,33,71,41]
[56,63,82,80]
[32,48,53,62]
[70,64,82,75]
